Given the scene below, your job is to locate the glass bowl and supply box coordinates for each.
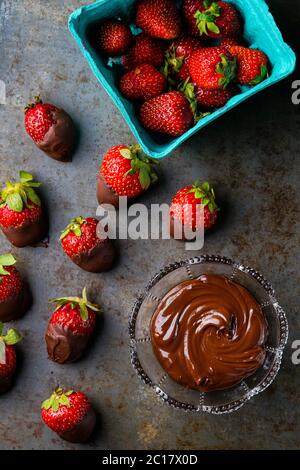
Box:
[129,255,288,414]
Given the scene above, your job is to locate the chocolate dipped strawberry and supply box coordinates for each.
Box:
[0,254,31,322]
[60,217,115,273]
[97,145,158,208]
[41,387,96,443]
[24,96,76,162]
[0,323,22,394]
[0,171,48,247]
[45,288,101,364]
[170,180,218,239]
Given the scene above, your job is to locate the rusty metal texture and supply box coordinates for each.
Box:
[0,0,299,450]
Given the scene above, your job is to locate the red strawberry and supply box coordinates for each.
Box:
[140,91,194,136]
[0,171,47,247]
[119,64,167,101]
[0,323,22,394]
[163,36,203,83]
[24,96,75,162]
[183,0,242,38]
[229,46,269,86]
[45,288,101,363]
[136,0,181,40]
[0,254,31,322]
[170,181,218,233]
[196,85,236,109]
[219,37,242,51]
[41,387,96,443]
[188,47,237,89]
[98,145,158,206]
[122,33,167,70]
[60,217,115,273]
[94,20,133,56]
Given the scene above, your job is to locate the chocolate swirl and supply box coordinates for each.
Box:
[151,275,268,392]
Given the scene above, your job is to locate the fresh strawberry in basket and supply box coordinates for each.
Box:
[162,36,203,83]
[120,64,167,101]
[93,19,133,56]
[229,46,269,86]
[122,33,167,70]
[136,0,182,40]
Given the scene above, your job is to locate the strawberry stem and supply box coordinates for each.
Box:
[41,387,74,412]
[187,181,219,214]
[60,217,86,240]
[0,254,16,276]
[0,322,22,364]
[24,95,43,114]
[194,2,221,36]
[0,171,41,213]
[50,287,102,321]
[120,145,159,190]
[216,54,237,88]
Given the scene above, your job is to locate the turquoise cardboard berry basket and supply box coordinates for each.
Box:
[68,0,296,159]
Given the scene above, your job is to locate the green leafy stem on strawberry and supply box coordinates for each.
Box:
[179,78,211,122]
[60,216,87,240]
[216,54,237,88]
[119,145,159,190]
[24,95,43,114]
[162,44,185,84]
[50,287,102,321]
[187,180,219,214]
[194,0,221,36]
[0,171,41,213]
[0,322,22,364]
[0,253,16,276]
[250,64,268,86]
[42,387,74,412]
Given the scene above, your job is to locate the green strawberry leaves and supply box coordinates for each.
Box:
[41,387,74,412]
[50,287,102,322]
[60,217,86,240]
[161,44,184,84]
[187,180,219,214]
[194,2,221,36]
[0,253,16,276]
[0,322,22,364]
[120,145,159,191]
[179,79,211,123]
[249,64,268,86]
[0,171,41,213]
[216,54,237,89]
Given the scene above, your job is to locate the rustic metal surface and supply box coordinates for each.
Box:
[0,0,299,450]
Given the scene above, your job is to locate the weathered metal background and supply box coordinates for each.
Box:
[0,0,299,450]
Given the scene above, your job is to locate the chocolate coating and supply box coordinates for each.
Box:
[70,238,116,273]
[0,281,31,322]
[0,213,48,247]
[96,173,120,208]
[45,323,90,364]
[151,275,268,392]
[0,373,14,394]
[36,108,76,162]
[58,407,96,443]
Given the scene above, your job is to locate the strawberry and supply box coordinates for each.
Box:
[162,36,203,83]
[60,217,115,273]
[188,47,237,89]
[24,96,75,162]
[45,287,101,363]
[122,33,167,70]
[93,20,133,56]
[140,91,194,136]
[170,181,218,234]
[180,78,235,114]
[183,0,242,38]
[136,0,181,40]
[219,37,242,51]
[98,145,158,206]
[0,171,47,247]
[229,46,269,86]
[119,64,167,101]
[0,322,22,394]
[41,387,96,443]
[196,85,236,109]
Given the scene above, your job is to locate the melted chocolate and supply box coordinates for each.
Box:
[0,213,48,248]
[151,275,268,392]
[59,407,96,443]
[0,281,32,322]
[37,108,76,162]
[96,173,120,208]
[45,323,90,364]
[70,238,116,273]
